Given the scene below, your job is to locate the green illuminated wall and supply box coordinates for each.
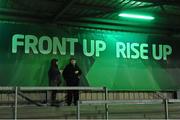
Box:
[0,22,180,91]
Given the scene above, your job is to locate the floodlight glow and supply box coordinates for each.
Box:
[118,13,154,20]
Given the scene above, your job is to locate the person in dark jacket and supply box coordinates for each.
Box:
[63,58,82,106]
[48,58,61,105]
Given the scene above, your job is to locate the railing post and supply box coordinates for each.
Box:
[104,87,108,120]
[45,90,48,104]
[164,99,169,120]
[77,100,80,120]
[14,87,18,120]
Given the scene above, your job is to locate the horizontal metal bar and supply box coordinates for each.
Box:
[0,87,14,91]
[79,99,163,105]
[19,87,105,91]
[168,99,180,103]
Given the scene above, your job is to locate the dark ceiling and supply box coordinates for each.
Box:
[0,0,180,34]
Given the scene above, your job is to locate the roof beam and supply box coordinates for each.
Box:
[74,3,114,12]
[132,0,180,5]
[73,17,180,29]
[53,0,77,22]
[0,14,43,23]
[71,1,180,19]
[70,3,162,18]
[0,7,52,17]
[0,7,53,23]
[56,20,178,34]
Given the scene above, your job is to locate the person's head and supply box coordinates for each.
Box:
[70,57,76,66]
[51,58,58,67]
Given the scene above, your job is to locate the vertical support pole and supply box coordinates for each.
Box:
[164,99,169,119]
[77,100,80,120]
[104,87,108,120]
[14,87,18,120]
[45,90,48,104]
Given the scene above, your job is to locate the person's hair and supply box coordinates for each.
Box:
[70,57,76,62]
[51,58,58,68]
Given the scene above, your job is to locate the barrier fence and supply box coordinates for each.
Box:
[77,99,169,120]
[0,87,179,120]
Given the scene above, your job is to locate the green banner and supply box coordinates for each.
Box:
[0,22,180,91]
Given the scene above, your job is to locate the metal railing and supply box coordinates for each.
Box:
[77,99,180,120]
[0,86,106,120]
[0,87,180,120]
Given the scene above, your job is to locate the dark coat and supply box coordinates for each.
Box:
[48,65,61,86]
[63,63,82,86]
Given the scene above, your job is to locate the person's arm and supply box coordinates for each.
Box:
[75,65,82,76]
[77,66,82,76]
[55,68,61,84]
